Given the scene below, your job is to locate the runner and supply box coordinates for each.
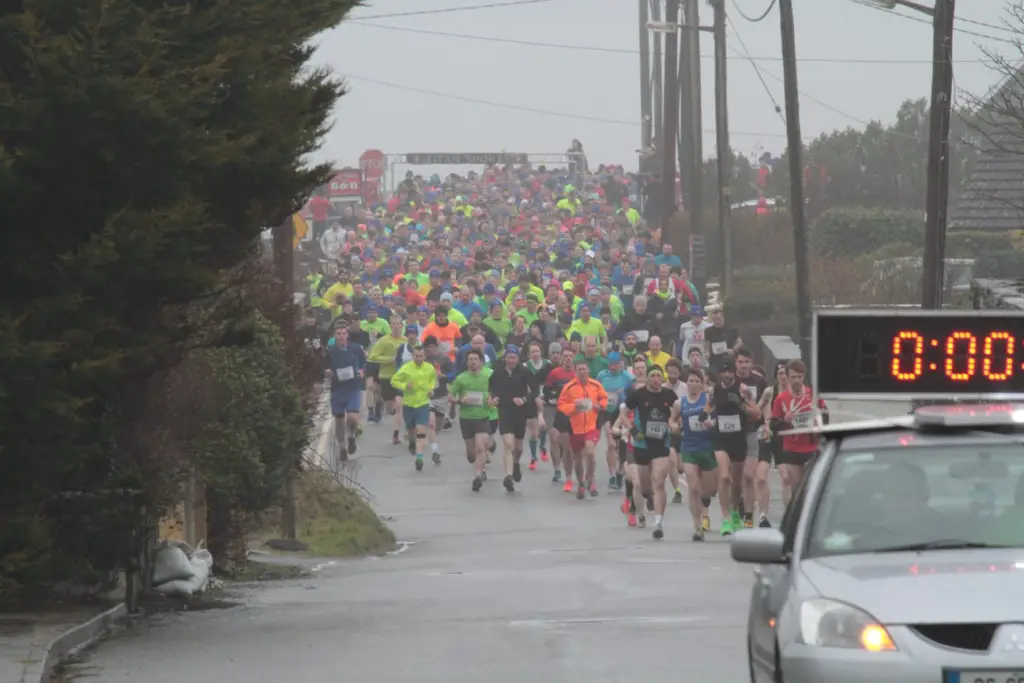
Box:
[597,351,634,490]
[754,361,789,527]
[558,358,609,499]
[367,315,407,445]
[323,324,365,462]
[388,343,438,471]
[489,345,538,492]
[449,349,494,491]
[710,358,763,535]
[735,348,769,528]
[522,341,552,470]
[544,346,578,489]
[423,336,456,465]
[770,359,828,506]
[671,367,717,540]
[624,365,677,539]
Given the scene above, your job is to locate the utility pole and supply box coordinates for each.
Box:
[651,0,663,138]
[661,0,681,243]
[271,214,298,540]
[778,0,813,365]
[683,0,703,275]
[639,0,653,150]
[921,0,955,309]
[712,0,732,295]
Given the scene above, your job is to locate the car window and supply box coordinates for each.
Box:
[805,441,1024,557]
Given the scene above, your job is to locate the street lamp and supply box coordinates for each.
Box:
[866,0,954,309]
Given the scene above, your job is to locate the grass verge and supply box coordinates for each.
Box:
[254,469,396,558]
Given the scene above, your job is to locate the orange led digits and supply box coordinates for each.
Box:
[891,331,924,381]
[945,331,977,381]
[982,331,1014,380]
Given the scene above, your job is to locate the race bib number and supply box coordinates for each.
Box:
[622,284,634,295]
[718,415,741,433]
[645,421,669,439]
[464,391,485,406]
[688,415,705,431]
[792,412,813,428]
[635,330,649,343]
[606,391,619,407]
[336,366,355,381]
[576,399,593,411]
[440,341,452,353]
[711,341,728,355]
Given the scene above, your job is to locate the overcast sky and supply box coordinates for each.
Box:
[310,0,1019,173]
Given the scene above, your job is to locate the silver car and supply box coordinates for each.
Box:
[732,408,1024,683]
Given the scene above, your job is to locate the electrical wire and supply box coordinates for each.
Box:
[339,73,796,138]
[351,0,552,21]
[726,14,786,125]
[731,0,777,23]
[348,20,991,64]
[845,0,1016,44]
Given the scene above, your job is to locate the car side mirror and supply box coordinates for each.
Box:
[731,528,787,565]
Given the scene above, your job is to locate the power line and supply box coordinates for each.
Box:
[348,20,992,64]
[726,15,785,124]
[731,0,777,23]
[845,0,1016,44]
[351,0,551,21]
[339,73,795,138]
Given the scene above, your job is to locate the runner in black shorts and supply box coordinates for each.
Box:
[710,359,762,536]
[489,344,535,491]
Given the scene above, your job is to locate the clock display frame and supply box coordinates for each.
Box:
[812,308,1024,400]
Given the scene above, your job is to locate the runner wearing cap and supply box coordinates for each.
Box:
[565,302,605,343]
[624,364,677,539]
[488,344,538,492]
[389,343,438,472]
[558,357,608,499]
[710,357,762,535]
[596,351,634,490]
[421,306,461,362]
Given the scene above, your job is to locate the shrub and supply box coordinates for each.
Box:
[810,207,924,258]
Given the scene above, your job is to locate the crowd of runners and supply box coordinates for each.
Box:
[303,159,827,542]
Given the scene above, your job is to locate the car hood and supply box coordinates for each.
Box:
[801,550,1024,623]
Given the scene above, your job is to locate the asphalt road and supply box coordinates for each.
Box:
[74,399,906,683]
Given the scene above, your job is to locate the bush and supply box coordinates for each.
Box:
[810,207,924,258]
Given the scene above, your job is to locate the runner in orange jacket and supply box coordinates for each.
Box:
[558,359,608,499]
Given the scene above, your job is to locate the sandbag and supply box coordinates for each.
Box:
[152,555,210,597]
[152,545,196,586]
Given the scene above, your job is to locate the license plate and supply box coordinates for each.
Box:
[952,672,1024,683]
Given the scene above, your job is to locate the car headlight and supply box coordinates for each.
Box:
[799,598,897,651]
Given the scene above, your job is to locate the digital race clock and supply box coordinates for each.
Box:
[813,309,1024,398]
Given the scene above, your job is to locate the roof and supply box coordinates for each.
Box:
[948,68,1024,233]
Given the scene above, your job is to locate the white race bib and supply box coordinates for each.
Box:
[688,415,705,431]
[718,415,741,433]
[622,284,634,295]
[635,330,650,343]
[464,391,485,406]
[576,399,593,411]
[645,421,669,439]
[792,412,813,428]
[711,341,728,355]
[430,398,448,413]
[440,341,452,353]
[606,391,619,406]
[336,366,355,381]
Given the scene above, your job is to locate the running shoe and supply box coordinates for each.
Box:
[472,476,483,492]
[731,510,743,528]
[563,478,574,493]
[607,476,617,490]
[512,462,522,483]
[758,515,771,528]
[392,430,401,445]
[627,513,638,527]
[552,470,562,483]
[431,452,441,465]
[720,518,734,536]
[637,515,646,528]
[692,527,705,542]
[503,475,515,493]
[672,489,683,504]
[576,484,586,500]
[743,516,755,529]
[414,455,424,472]
[589,481,599,497]
[653,523,664,540]
[540,448,549,462]
[528,458,537,471]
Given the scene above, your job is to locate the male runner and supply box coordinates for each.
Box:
[523,341,552,470]
[489,345,537,492]
[711,358,762,535]
[671,367,717,540]
[735,348,769,528]
[389,344,438,471]
[558,358,608,499]
[450,349,494,491]
[770,359,828,506]
[597,352,634,490]
[324,325,365,462]
[624,365,677,539]
[544,347,577,488]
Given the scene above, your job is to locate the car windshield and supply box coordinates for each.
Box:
[806,440,1024,557]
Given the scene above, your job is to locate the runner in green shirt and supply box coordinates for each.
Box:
[482,300,512,348]
[389,344,438,470]
[450,348,495,491]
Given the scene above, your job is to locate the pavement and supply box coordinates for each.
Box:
[55,397,908,683]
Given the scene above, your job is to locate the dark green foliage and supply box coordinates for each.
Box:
[810,207,925,258]
[0,0,357,595]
